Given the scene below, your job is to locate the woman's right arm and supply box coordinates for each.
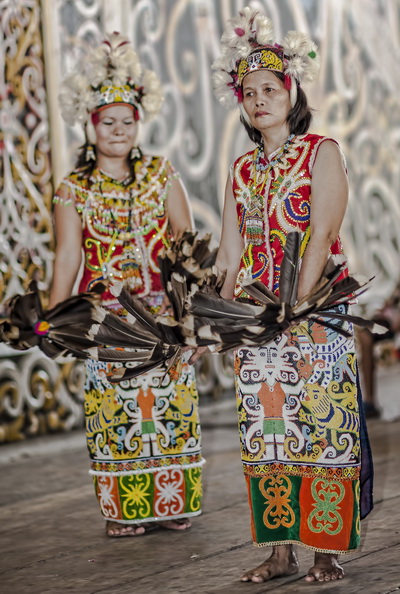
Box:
[48,198,83,308]
[216,175,244,299]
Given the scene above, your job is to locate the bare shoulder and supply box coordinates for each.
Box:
[313,139,346,174]
[315,139,342,159]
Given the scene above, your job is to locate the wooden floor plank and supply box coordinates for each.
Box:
[1,391,400,593]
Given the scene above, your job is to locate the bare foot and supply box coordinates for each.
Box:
[305,553,344,582]
[106,518,192,537]
[106,520,145,537]
[157,518,192,531]
[240,545,299,583]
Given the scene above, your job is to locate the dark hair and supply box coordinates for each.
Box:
[73,142,139,184]
[74,143,97,180]
[240,71,313,145]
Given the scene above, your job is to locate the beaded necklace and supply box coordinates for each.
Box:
[251,133,295,199]
[99,180,134,244]
[243,134,295,248]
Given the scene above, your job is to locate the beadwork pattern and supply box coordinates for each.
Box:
[231,134,364,553]
[53,155,204,525]
[54,155,176,304]
[232,134,349,298]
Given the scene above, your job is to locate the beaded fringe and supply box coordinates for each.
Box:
[104,509,202,525]
[253,538,360,555]
[89,458,205,476]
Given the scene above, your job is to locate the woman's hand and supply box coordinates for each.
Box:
[158,294,173,315]
[189,345,209,364]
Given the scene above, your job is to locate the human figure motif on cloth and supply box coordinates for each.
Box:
[193,6,374,584]
[49,34,203,537]
[232,134,364,556]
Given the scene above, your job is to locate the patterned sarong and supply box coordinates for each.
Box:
[235,307,364,552]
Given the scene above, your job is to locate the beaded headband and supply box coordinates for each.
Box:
[94,83,141,112]
[237,47,284,85]
[59,33,164,126]
[212,6,319,109]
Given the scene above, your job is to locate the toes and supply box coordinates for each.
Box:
[159,519,191,531]
[132,526,145,535]
[106,523,145,537]
[239,571,268,583]
[306,569,343,582]
[239,572,257,582]
[251,574,266,583]
[108,528,121,536]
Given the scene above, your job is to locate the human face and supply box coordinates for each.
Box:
[242,70,291,138]
[94,104,138,159]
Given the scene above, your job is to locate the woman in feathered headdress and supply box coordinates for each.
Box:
[49,33,204,537]
[208,6,373,583]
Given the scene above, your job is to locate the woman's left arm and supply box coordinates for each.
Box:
[159,173,194,314]
[166,174,195,236]
[297,140,349,301]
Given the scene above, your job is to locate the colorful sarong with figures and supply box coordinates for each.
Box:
[54,155,203,525]
[231,134,373,552]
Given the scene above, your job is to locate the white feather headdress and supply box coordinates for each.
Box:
[212,7,319,109]
[59,33,164,126]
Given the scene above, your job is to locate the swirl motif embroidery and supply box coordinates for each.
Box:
[120,473,152,519]
[260,474,295,529]
[187,466,203,512]
[354,480,361,535]
[307,478,345,535]
[97,476,119,519]
[154,469,184,517]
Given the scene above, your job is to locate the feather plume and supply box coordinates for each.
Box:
[157,231,220,320]
[90,308,158,348]
[86,33,142,88]
[239,279,280,304]
[92,306,107,324]
[59,32,162,126]
[0,281,101,358]
[212,7,319,110]
[1,232,383,385]
[278,232,301,307]
[113,286,164,340]
[283,32,320,83]
[107,352,175,382]
[252,12,274,46]
[59,73,97,126]
[91,347,154,364]
[141,69,164,121]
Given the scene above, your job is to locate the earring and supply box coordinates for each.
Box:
[86,145,96,162]
[130,146,141,160]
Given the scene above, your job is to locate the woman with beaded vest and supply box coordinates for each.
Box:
[210,7,373,583]
[49,34,203,537]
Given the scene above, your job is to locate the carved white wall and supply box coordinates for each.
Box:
[0,0,86,441]
[1,0,399,440]
[46,0,400,308]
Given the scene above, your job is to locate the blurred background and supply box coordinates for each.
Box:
[1,0,400,443]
